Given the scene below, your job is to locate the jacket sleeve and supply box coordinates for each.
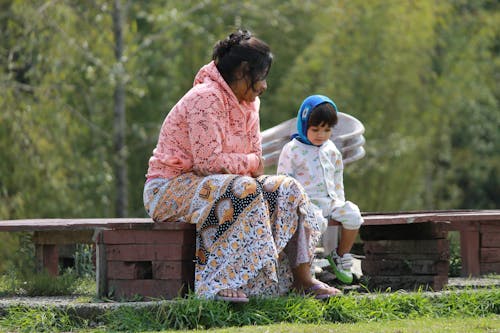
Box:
[333,148,346,201]
[186,92,260,175]
[277,143,295,177]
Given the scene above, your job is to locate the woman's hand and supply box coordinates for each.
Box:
[193,166,230,176]
[251,157,265,177]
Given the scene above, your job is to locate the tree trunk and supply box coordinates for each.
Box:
[112,0,127,217]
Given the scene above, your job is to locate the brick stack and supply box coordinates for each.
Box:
[95,222,196,300]
[360,223,450,291]
[479,221,500,274]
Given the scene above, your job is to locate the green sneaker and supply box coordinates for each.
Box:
[326,252,354,284]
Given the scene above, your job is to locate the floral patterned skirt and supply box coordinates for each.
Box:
[143,173,322,298]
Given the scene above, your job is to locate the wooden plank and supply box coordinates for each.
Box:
[480,262,500,274]
[360,223,448,240]
[460,230,480,277]
[33,230,94,244]
[480,223,500,233]
[481,232,500,248]
[108,279,192,299]
[95,231,108,298]
[35,244,59,276]
[445,221,480,232]
[107,261,153,280]
[365,275,448,291]
[153,261,195,280]
[363,239,449,255]
[481,248,500,263]
[105,244,195,261]
[101,229,195,245]
[0,218,154,231]
[361,259,449,276]
[0,210,497,231]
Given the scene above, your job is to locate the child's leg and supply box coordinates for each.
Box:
[326,201,364,284]
[337,227,358,257]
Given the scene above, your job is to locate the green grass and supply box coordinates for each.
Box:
[0,270,96,297]
[0,287,498,332]
[175,316,500,333]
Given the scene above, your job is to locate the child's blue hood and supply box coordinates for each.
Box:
[293,94,338,145]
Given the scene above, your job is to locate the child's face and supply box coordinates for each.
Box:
[306,122,332,146]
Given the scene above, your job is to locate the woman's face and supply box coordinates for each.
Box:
[232,76,267,103]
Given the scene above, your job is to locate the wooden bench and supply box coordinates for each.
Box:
[1,114,499,298]
[1,210,499,298]
[358,210,500,291]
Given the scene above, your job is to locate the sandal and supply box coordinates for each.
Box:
[214,289,249,303]
[303,282,341,300]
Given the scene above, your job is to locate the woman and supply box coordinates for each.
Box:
[143,29,339,302]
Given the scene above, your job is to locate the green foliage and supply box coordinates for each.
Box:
[74,244,96,279]
[23,270,78,297]
[0,269,95,297]
[0,1,498,270]
[0,306,87,333]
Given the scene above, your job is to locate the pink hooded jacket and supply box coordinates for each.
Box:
[146,61,262,180]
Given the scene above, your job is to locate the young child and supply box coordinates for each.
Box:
[277,94,364,284]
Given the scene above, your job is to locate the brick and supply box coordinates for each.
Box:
[363,239,449,255]
[480,222,500,233]
[481,248,500,263]
[105,244,195,261]
[360,223,448,241]
[480,262,500,275]
[362,259,449,276]
[107,261,153,280]
[108,279,193,299]
[364,275,448,291]
[101,229,195,245]
[481,232,500,248]
[153,261,194,280]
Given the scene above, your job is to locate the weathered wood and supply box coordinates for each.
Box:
[2,209,500,297]
[460,230,480,277]
[107,261,152,280]
[35,244,59,275]
[361,259,449,276]
[480,222,500,232]
[480,263,500,275]
[0,218,154,231]
[33,230,95,244]
[105,244,195,262]
[153,261,195,280]
[482,233,500,248]
[101,229,195,245]
[363,239,450,255]
[94,231,108,298]
[365,275,448,291]
[360,223,448,240]
[481,248,500,263]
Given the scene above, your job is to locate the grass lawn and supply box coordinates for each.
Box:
[70,316,499,332]
[191,316,500,333]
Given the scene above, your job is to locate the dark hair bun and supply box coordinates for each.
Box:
[213,29,252,61]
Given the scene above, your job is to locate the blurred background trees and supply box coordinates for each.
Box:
[0,0,498,272]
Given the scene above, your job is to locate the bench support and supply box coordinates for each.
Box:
[360,222,450,291]
[95,223,196,299]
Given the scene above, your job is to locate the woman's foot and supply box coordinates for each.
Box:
[293,279,342,299]
[215,289,249,303]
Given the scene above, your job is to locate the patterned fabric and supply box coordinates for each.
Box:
[143,173,323,299]
[146,61,261,180]
[277,138,363,234]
